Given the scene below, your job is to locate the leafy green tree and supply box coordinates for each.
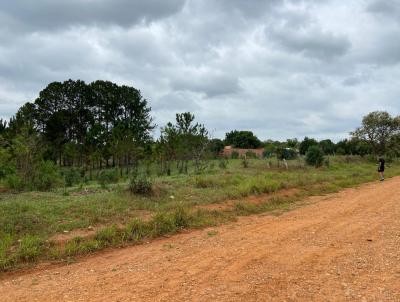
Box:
[352,111,400,155]
[0,119,7,135]
[299,137,318,155]
[6,102,37,139]
[208,138,224,158]
[224,130,261,148]
[276,147,297,160]
[286,138,299,149]
[305,145,324,167]
[11,127,42,182]
[0,137,14,179]
[160,113,209,174]
[319,139,336,155]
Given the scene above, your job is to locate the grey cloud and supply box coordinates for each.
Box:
[367,0,400,21]
[0,0,186,31]
[1,0,400,141]
[362,31,400,65]
[212,0,281,18]
[154,91,201,112]
[171,72,241,97]
[267,26,351,60]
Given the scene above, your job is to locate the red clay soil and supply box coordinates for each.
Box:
[1,177,400,301]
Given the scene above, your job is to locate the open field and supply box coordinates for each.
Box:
[1,156,400,272]
[1,174,400,301]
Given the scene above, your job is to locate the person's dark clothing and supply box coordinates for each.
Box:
[378,158,385,172]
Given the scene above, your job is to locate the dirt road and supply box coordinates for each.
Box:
[1,177,400,301]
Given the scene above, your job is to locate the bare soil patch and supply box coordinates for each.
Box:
[1,177,399,301]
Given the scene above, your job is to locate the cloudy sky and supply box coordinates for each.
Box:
[1,0,400,141]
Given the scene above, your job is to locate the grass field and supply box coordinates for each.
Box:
[1,156,399,272]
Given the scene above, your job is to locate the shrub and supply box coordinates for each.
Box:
[172,206,190,229]
[305,146,324,167]
[241,157,249,168]
[218,158,228,169]
[245,151,258,159]
[98,169,119,188]
[231,151,239,159]
[4,174,24,191]
[276,148,298,160]
[63,168,82,187]
[125,218,149,241]
[151,213,176,237]
[32,161,63,191]
[0,164,14,180]
[129,174,153,195]
[195,176,218,188]
[94,226,120,247]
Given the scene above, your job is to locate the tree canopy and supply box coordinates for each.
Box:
[299,137,318,155]
[351,111,400,155]
[224,130,262,149]
[3,79,154,168]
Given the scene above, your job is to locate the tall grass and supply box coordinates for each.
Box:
[0,156,399,271]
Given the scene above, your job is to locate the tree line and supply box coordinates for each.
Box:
[222,111,400,159]
[2,80,154,169]
[1,79,399,190]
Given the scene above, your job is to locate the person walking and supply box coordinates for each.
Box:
[378,156,385,181]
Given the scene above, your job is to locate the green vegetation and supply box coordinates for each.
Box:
[1,156,400,272]
[306,145,325,167]
[225,130,262,148]
[0,79,399,272]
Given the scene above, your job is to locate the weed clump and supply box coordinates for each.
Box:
[129,174,153,195]
[17,235,44,262]
[231,151,239,159]
[241,157,249,168]
[195,176,218,188]
[63,168,82,187]
[125,218,150,241]
[218,158,228,169]
[98,169,119,188]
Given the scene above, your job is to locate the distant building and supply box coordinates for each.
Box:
[222,145,265,158]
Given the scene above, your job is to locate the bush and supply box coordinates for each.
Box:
[218,158,228,169]
[129,174,153,195]
[305,146,324,167]
[32,161,63,191]
[195,176,218,188]
[241,157,249,168]
[231,151,239,159]
[4,174,24,191]
[94,226,120,247]
[262,150,272,158]
[98,169,119,188]
[172,206,191,229]
[0,164,14,180]
[276,148,298,160]
[5,161,62,191]
[324,157,330,168]
[245,151,258,159]
[151,213,176,237]
[125,218,150,241]
[63,168,82,187]
[0,148,14,179]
